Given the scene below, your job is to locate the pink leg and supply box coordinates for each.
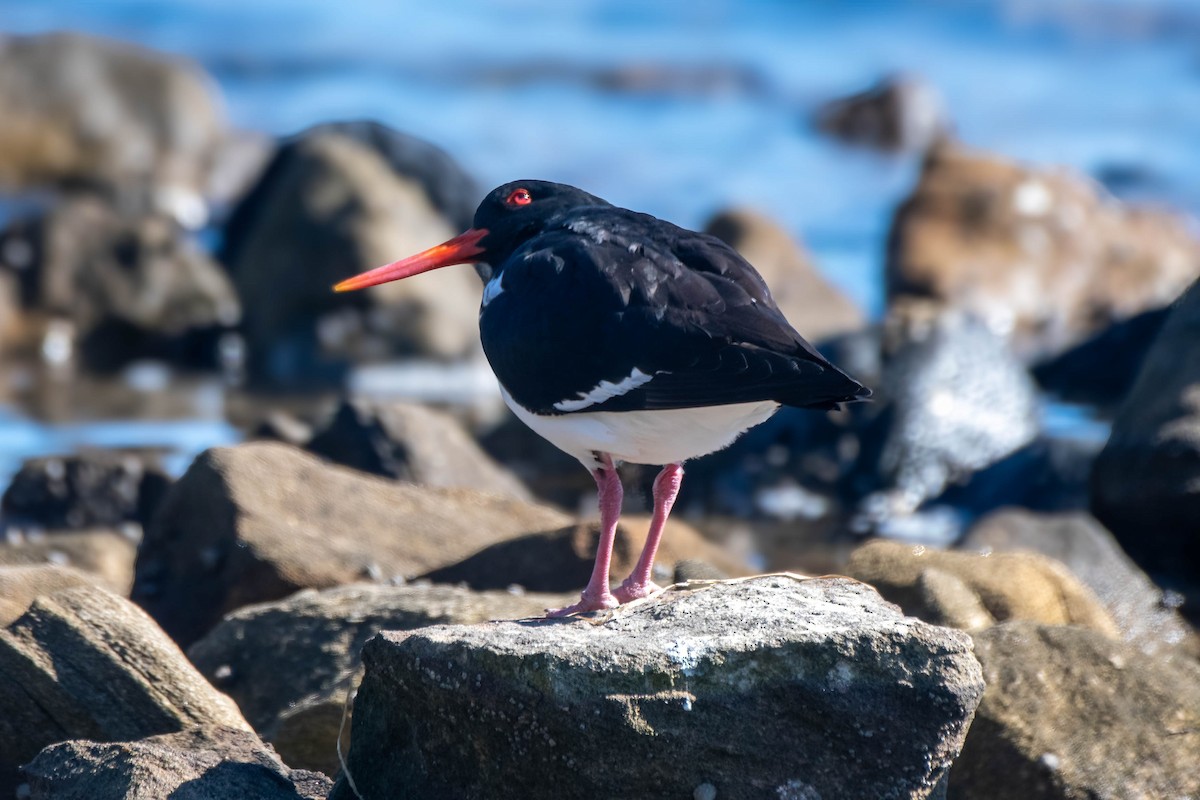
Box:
[547,454,622,617]
[614,463,683,603]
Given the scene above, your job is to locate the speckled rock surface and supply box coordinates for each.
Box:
[331,575,985,800]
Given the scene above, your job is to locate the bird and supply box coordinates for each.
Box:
[334,180,869,616]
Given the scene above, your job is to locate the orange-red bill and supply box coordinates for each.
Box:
[333,228,489,292]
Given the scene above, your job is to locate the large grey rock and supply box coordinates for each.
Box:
[189,583,570,776]
[331,575,984,800]
[134,442,572,645]
[23,727,331,800]
[962,509,1199,657]
[0,586,250,798]
[0,565,101,626]
[949,622,1200,799]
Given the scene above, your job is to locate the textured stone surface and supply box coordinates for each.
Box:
[949,622,1200,799]
[0,586,250,798]
[0,528,137,597]
[134,442,572,644]
[331,575,984,800]
[23,727,331,800]
[0,565,100,626]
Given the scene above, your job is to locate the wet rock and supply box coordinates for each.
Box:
[1,450,171,529]
[0,585,251,798]
[703,208,865,341]
[306,399,531,499]
[0,565,99,625]
[0,196,240,370]
[134,441,572,645]
[422,515,747,592]
[0,528,138,596]
[220,129,481,387]
[962,509,1199,658]
[23,727,331,800]
[1090,279,1200,619]
[331,575,984,800]
[887,142,1200,361]
[189,583,568,775]
[815,73,949,152]
[0,32,225,222]
[846,539,1119,635]
[948,622,1200,799]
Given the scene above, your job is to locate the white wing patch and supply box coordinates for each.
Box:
[482,272,505,307]
[553,368,654,412]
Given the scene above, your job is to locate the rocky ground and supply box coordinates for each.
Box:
[1,30,1198,800]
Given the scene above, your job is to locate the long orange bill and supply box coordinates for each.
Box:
[333,228,489,292]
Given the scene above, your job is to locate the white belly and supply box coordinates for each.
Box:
[500,386,779,470]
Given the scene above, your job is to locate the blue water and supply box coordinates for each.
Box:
[2,0,1198,484]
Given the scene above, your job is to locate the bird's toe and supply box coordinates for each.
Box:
[613,579,664,604]
[545,590,619,617]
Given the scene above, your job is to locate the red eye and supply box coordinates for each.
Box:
[505,188,532,206]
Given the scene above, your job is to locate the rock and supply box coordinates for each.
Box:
[188,583,568,775]
[0,585,251,798]
[962,509,1199,658]
[1090,279,1200,620]
[0,195,240,369]
[330,575,984,800]
[22,727,331,800]
[0,565,100,626]
[815,73,949,152]
[948,622,1200,799]
[0,528,138,596]
[702,208,864,341]
[422,515,747,592]
[886,142,1200,361]
[306,399,531,499]
[0,32,225,222]
[220,129,481,387]
[133,441,572,645]
[846,539,1119,635]
[1,450,172,529]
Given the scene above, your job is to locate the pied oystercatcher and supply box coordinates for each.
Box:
[335,180,869,615]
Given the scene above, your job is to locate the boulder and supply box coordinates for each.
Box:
[133,441,572,645]
[22,727,331,800]
[0,32,225,222]
[1090,278,1200,619]
[702,208,864,341]
[0,586,250,798]
[306,399,531,499]
[0,565,100,626]
[219,129,481,387]
[0,528,137,596]
[948,622,1200,799]
[886,142,1199,361]
[962,509,1198,658]
[815,73,949,152]
[331,575,984,800]
[1,450,172,529]
[846,539,1119,635]
[189,583,569,775]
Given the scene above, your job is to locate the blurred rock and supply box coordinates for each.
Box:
[0,565,100,625]
[846,539,1119,635]
[331,576,983,800]
[887,142,1199,361]
[0,528,137,596]
[23,727,331,800]
[134,441,572,645]
[815,73,949,152]
[703,208,865,341]
[1091,279,1200,619]
[948,622,1200,799]
[1,450,171,529]
[962,509,1199,658]
[478,409,599,508]
[0,32,225,222]
[306,399,531,499]
[220,130,480,387]
[0,585,251,798]
[422,515,747,592]
[0,195,240,369]
[189,583,567,775]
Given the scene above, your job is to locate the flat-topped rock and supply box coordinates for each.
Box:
[332,575,985,800]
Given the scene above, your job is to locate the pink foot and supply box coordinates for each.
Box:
[546,589,619,618]
[613,578,664,603]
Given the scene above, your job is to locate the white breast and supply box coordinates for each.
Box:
[500,386,779,470]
